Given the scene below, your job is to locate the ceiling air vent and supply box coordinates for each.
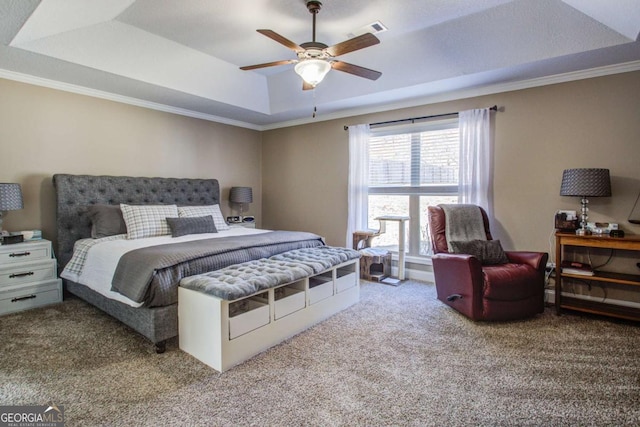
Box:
[347,21,388,39]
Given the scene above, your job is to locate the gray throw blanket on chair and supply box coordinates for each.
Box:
[440,204,487,251]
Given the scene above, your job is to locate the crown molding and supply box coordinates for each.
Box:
[262,60,640,130]
[2,60,640,132]
[0,69,262,131]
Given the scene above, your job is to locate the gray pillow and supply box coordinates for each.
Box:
[166,216,217,237]
[87,204,127,238]
[448,239,509,265]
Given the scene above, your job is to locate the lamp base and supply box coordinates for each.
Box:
[576,228,592,236]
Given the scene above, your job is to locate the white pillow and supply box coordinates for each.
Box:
[178,204,230,231]
[120,204,178,239]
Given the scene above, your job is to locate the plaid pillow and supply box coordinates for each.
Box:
[120,204,178,239]
[178,204,230,231]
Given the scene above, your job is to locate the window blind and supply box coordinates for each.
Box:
[369,123,459,194]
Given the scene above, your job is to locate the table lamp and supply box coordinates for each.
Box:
[229,187,253,220]
[560,168,611,235]
[0,183,24,236]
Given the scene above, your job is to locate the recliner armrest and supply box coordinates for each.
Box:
[504,251,549,272]
[432,253,485,285]
[432,253,485,319]
[433,252,482,266]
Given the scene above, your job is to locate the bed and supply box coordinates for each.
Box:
[53,174,324,353]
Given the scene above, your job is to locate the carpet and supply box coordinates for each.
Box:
[1,281,639,426]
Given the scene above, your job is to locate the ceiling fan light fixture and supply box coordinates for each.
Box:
[294,59,331,86]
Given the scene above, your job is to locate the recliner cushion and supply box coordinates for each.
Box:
[482,264,541,300]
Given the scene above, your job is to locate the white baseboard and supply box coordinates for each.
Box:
[391,266,434,283]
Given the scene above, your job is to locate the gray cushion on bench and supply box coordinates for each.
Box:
[179,246,361,300]
[269,246,361,273]
[180,259,314,301]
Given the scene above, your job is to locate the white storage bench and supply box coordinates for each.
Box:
[178,247,360,372]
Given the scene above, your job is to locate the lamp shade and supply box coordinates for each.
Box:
[560,169,611,197]
[229,187,253,204]
[294,59,331,86]
[0,183,23,211]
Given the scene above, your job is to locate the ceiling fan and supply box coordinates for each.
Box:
[240,0,382,90]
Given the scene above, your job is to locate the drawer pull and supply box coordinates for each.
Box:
[10,272,35,279]
[11,294,37,302]
[9,251,31,258]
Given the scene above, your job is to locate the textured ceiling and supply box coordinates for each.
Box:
[1,0,639,130]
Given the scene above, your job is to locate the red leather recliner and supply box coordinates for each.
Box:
[427,205,548,321]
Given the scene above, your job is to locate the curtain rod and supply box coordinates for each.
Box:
[343,105,498,131]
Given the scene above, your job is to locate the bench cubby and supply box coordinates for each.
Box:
[179,259,359,372]
[273,281,306,319]
[228,294,270,339]
[336,263,357,293]
[309,271,334,304]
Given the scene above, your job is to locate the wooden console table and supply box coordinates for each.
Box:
[555,232,640,321]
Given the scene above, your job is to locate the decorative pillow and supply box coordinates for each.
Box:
[87,204,127,238]
[178,204,230,231]
[120,204,178,239]
[448,239,509,265]
[166,216,217,237]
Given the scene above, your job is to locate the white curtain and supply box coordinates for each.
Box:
[346,124,370,247]
[458,108,493,216]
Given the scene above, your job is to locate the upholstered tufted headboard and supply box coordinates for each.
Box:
[53,174,221,270]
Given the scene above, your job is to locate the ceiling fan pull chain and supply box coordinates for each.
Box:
[312,88,317,118]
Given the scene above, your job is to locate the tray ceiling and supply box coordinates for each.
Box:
[1,0,639,130]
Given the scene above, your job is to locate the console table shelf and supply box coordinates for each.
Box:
[555,232,640,322]
[560,296,640,322]
[562,271,640,287]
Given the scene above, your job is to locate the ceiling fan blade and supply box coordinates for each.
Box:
[325,33,380,57]
[257,29,304,52]
[302,81,314,91]
[240,59,296,71]
[332,61,382,81]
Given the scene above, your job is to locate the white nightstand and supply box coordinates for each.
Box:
[0,239,62,316]
[228,222,256,229]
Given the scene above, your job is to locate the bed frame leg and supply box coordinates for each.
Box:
[154,341,166,354]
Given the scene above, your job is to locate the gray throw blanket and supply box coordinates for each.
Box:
[111,231,323,303]
[440,204,486,250]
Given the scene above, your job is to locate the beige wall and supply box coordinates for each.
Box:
[2,71,639,262]
[262,71,640,256]
[0,78,262,246]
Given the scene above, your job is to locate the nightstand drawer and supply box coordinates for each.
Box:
[0,241,51,265]
[0,259,57,288]
[0,279,62,315]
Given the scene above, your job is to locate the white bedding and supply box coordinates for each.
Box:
[61,227,270,307]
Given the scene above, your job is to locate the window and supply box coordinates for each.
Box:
[368,119,459,255]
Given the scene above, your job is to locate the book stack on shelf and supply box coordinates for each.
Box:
[561,260,594,276]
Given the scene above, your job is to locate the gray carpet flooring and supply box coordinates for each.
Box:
[1,280,639,426]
